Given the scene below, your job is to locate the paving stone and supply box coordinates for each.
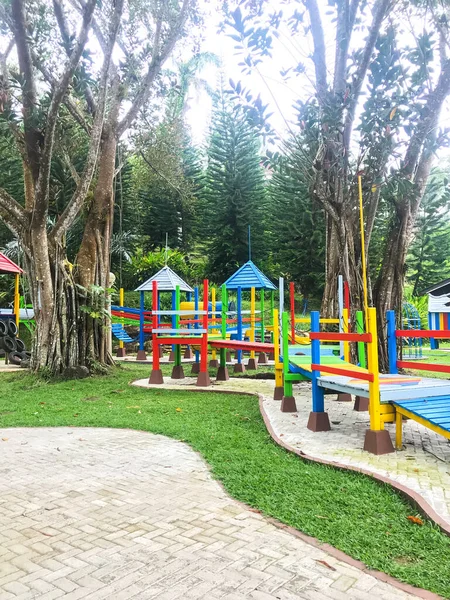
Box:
[0,427,420,599]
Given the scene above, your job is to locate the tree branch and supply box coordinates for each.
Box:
[0,188,28,234]
[343,0,391,151]
[117,0,191,137]
[304,0,328,102]
[33,0,97,225]
[333,0,359,94]
[53,0,97,114]
[32,52,92,134]
[51,0,125,243]
[403,59,450,182]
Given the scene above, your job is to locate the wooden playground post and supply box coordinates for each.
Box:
[116,287,126,357]
[363,307,393,454]
[137,290,147,360]
[248,287,257,370]
[149,281,163,384]
[209,287,219,368]
[355,311,366,368]
[216,285,229,381]
[342,308,350,362]
[258,290,268,363]
[234,286,245,373]
[14,274,20,327]
[307,311,330,431]
[191,286,200,374]
[171,285,184,379]
[197,279,211,386]
[290,282,295,343]
[273,309,284,400]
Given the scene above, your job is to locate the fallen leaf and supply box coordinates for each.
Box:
[389,107,397,120]
[176,407,182,412]
[407,515,424,526]
[315,515,329,520]
[315,559,336,571]
[39,402,46,405]
[73,414,78,417]
[1,438,8,441]
[127,406,141,409]
[38,531,54,537]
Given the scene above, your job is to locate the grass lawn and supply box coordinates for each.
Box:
[0,363,450,597]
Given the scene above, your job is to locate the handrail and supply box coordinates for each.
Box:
[395,329,450,338]
[310,332,372,342]
[311,363,374,382]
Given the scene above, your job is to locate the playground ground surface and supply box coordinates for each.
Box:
[0,363,450,597]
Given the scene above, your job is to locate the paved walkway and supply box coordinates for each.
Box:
[0,428,420,599]
[135,375,450,529]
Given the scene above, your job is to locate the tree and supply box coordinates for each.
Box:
[407,170,450,295]
[0,0,196,374]
[202,93,268,283]
[227,1,450,368]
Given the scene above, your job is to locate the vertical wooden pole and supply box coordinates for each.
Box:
[306,311,330,431]
[250,287,256,359]
[211,287,217,363]
[119,287,124,351]
[386,310,398,374]
[355,310,366,368]
[342,308,350,362]
[148,281,163,383]
[14,274,20,327]
[367,307,381,431]
[290,282,295,343]
[197,279,211,386]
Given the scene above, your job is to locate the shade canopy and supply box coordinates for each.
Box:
[223,260,276,290]
[135,266,193,293]
[0,253,22,275]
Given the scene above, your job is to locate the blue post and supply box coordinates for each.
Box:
[311,311,324,413]
[386,310,398,374]
[434,313,440,350]
[237,286,243,364]
[139,291,145,352]
[194,286,199,365]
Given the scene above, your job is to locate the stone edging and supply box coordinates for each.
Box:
[132,380,445,598]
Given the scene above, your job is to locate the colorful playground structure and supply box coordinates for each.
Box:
[111,259,450,457]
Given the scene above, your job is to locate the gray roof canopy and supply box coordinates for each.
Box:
[135,266,193,292]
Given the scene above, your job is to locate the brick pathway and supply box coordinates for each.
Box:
[0,428,420,599]
[135,375,450,529]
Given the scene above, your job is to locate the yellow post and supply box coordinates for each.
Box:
[342,308,350,363]
[273,309,283,389]
[367,307,381,431]
[211,287,217,362]
[119,287,125,351]
[14,274,20,327]
[395,410,403,450]
[358,175,369,330]
[250,287,256,359]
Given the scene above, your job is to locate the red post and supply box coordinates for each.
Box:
[149,280,163,384]
[344,281,350,311]
[197,279,211,386]
[290,282,295,343]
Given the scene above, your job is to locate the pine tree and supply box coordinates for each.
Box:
[202,96,268,283]
[407,170,450,294]
[269,146,325,301]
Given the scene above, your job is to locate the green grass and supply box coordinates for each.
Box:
[1,364,450,597]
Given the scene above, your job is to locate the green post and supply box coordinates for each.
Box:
[282,311,293,396]
[260,290,265,343]
[175,285,181,367]
[356,310,366,368]
[220,285,227,367]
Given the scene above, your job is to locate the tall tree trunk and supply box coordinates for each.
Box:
[76,120,117,366]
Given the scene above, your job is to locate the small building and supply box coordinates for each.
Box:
[422,279,450,348]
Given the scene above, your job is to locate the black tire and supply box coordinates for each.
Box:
[8,351,23,366]
[15,338,25,353]
[7,319,18,338]
[0,321,7,336]
[20,351,31,360]
[1,336,16,353]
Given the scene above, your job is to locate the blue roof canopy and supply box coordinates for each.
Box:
[135,266,193,292]
[223,260,277,290]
